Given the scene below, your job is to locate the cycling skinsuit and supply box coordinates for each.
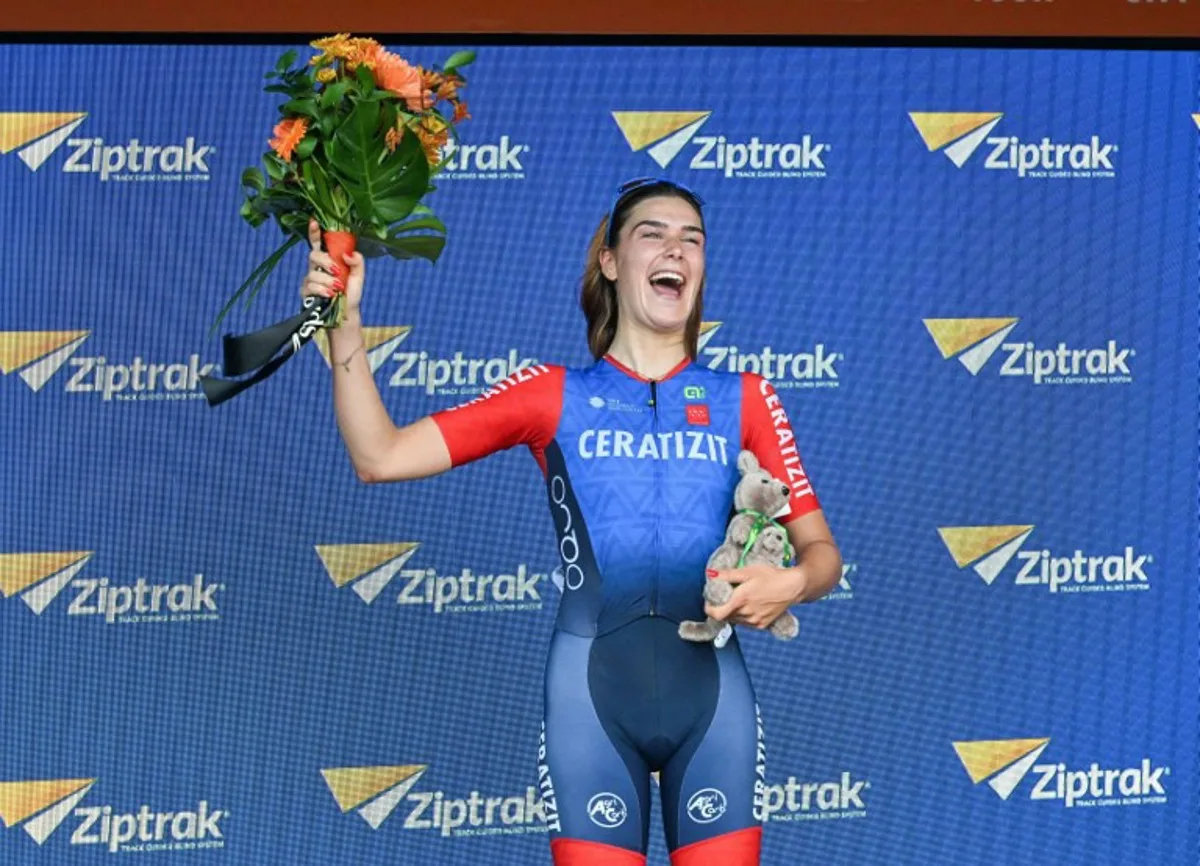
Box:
[431,353,821,866]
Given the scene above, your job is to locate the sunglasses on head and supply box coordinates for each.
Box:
[605,177,704,247]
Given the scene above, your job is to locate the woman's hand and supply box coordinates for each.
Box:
[704,563,807,630]
[299,219,365,315]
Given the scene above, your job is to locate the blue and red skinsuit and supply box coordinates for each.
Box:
[432,354,821,865]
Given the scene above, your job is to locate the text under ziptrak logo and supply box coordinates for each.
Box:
[314,326,538,397]
[322,764,550,838]
[909,112,1116,179]
[436,135,530,180]
[612,111,829,179]
[0,551,225,623]
[0,778,226,853]
[0,330,218,401]
[316,542,547,613]
[923,318,1134,385]
[0,112,214,181]
[698,322,841,388]
[938,526,1152,594]
[953,738,1169,809]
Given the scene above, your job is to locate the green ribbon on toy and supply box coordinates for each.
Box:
[734,509,795,568]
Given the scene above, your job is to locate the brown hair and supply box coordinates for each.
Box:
[580,188,706,360]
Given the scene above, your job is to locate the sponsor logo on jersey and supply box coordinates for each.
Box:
[577,428,731,464]
[938,525,1152,594]
[0,330,218,400]
[586,793,627,828]
[909,112,1116,179]
[0,778,226,853]
[923,318,1134,385]
[0,112,214,181]
[611,111,829,179]
[322,764,550,836]
[686,788,727,824]
[1,551,225,623]
[316,543,546,612]
[954,738,1169,808]
[699,322,841,388]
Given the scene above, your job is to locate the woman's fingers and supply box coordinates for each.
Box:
[308,249,336,274]
[308,219,322,252]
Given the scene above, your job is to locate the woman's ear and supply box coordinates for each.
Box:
[599,246,619,282]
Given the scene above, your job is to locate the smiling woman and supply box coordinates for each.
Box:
[301,175,841,866]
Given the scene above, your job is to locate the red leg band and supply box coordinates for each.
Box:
[550,837,647,866]
[670,826,762,866]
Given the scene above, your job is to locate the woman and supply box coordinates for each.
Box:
[302,178,843,866]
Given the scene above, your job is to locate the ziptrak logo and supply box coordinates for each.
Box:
[327,325,539,397]
[0,330,218,400]
[612,111,829,179]
[760,771,870,823]
[923,318,1134,385]
[316,543,546,612]
[0,778,227,853]
[698,322,841,389]
[322,764,550,838]
[953,738,1169,809]
[437,136,530,180]
[0,112,214,181]
[1,551,226,623]
[937,525,1152,595]
[909,112,1116,179]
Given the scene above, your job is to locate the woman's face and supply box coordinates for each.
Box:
[601,194,706,338]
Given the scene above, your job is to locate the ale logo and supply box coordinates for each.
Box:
[611,111,712,168]
[923,318,1019,375]
[314,326,411,374]
[0,330,91,392]
[953,738,1050,800]
[0,550,93,614]
[0,112,88,171]
[908,113,1004,168]
[0,777,97,844]
[322,765,427,830]
[821,562,857,602]
[316,543,421,605]
[938,525,1034,586]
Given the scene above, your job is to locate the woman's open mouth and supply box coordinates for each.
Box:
[649,270,686,300]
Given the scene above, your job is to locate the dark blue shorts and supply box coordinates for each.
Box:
[539,616,764,859]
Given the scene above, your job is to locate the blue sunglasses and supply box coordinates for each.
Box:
[604,177,704,247]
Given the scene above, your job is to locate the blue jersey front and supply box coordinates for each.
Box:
[431,354,821,637]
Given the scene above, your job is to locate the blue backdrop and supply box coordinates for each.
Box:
[0,43,1196,865]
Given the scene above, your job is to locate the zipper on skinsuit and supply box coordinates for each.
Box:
[648,379,660,617]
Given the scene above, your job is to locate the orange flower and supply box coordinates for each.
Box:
[385,125,403,153]
[374,50,430,111]
[419,67,443,92]
[452,100,471,123]
[435,76,461,103]
[309,33,354,65]
[415,116,449,164]
[344,37,382,70]
[316,67,337,83]
[269,117,308,161]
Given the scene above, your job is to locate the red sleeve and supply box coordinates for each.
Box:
[429,364,564,475]
[741,372,821,523]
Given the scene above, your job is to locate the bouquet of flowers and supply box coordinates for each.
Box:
[202,34,473,405]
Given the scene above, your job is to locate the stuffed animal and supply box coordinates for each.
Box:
[678,450,800,646]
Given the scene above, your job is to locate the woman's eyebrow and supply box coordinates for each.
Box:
[631,219,706,235]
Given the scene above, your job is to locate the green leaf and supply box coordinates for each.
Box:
[389,213,446,235]
[380,233,445,262]
[282,98,319,118]
[356,64,375,95]
[442,50,476,73]
[209,234,303,334]
[262,153,288,181]
[241,167,266,193]
[320,80,352,109]
[324,100,430,230]
[275,49,298,72]
[295,136,318,160]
